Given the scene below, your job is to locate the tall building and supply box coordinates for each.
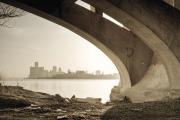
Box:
[29,62,47,78]
[29,62,65,78]
[35,61,38,68]
[95,70,101,75]
[52,66,57,72]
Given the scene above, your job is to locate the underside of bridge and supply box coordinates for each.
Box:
[1,0,180,103]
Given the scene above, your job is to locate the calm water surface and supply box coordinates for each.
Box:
[1,79,119,103]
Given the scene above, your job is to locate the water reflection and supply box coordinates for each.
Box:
[1,79,119,103]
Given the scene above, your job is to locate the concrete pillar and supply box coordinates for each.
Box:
[123,55,169,102]
[164,0,174,6]
[174,0,180,9]
[90,6,102,15]
[164,0,180,10]
[81,0,180,102]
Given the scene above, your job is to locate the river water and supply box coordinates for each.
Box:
[1,79,119,103]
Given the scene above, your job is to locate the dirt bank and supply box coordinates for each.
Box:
[0,85,109,120]
[0,85,180,120]
[101,98,180,120]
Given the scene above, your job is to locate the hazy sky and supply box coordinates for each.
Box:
[0,12,118,78]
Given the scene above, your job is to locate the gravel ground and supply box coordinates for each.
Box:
[101,99,180,120]
[0,85,180,120]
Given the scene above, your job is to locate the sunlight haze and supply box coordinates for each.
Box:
[0,13,118,78]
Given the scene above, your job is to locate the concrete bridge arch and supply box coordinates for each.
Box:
[1,0,180,102]
[81,0,180,101]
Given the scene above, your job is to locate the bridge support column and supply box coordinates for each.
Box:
[113,54,180,103]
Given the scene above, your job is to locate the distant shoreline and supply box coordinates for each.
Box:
[28,73,119,80]
[26,78,120,80]
[1,78,119,81]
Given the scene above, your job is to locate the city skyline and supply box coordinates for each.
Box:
[29,61,118,75]
[29,61,119,79]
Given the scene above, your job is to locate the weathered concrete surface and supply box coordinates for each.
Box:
[123,55,172,103]
[164,0,180,9]
[164,0,174,6]
[108,0,180,89]
[0,0,180,103]
[60,4,153,86]
[174,0,180,9]
[109,0,180,62]
[110,54,172,102]
[0,0,154,88]
[175,0,180,9]
[82,0,180,102]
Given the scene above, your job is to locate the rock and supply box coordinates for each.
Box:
[110,86,132,103]
[56,109,66,113]
[73,97,101,104]
[123,96,132,103]
[54,94,66,103]
[71,95,76,99]
[57,115,68,120]
[57,114,86,120]
[65,98,70,103]
[110,86,122,102]
[32,107,51,113]
[56,109,63,112]
[0,95,31,109]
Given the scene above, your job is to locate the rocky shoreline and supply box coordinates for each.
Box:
[0,85,180,120]
[0,85,109,120]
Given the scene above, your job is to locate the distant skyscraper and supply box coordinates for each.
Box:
[52,66,57,72]
[29,62,45,78]
[29,62,64,78]
[96,70,101,75]
[35,62,38,68]
[59,67,62,72]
